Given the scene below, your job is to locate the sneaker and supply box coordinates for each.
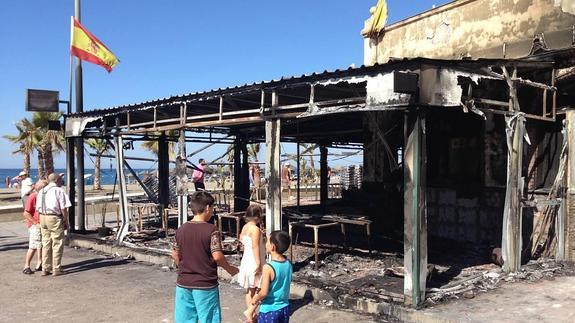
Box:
[22,268,33,275]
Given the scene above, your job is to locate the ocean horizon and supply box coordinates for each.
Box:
[0,168,150,188]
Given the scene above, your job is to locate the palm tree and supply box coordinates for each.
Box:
[247,143,261,162]
[300,143,317,182]
[3,120,38,175]
[86,139,110,190]
[31,112,65,177]
[141,131,176,160]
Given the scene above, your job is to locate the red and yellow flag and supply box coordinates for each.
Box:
[70,17,119,72]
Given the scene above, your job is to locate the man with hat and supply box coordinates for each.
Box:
[19,171,33,207]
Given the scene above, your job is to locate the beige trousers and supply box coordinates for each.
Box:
[40,215,64,272]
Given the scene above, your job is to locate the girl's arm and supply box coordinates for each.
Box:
[252,264,274,305]
[250,227,262,271]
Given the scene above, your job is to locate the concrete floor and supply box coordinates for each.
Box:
[0,220,378,323]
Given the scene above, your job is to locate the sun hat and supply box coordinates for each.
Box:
[19,171,27,177]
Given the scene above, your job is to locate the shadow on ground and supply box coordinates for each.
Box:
[290,290,314,315]
[0,241,28,252]
[62,257,128,274]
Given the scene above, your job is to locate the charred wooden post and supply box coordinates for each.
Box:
[233,134,250,212]
[553,119,569,260]
[114,134,130,243]
[241,139,250,209]
[176,127,188,227]
[403,108,427,308]
[265,91,282,234]
[566,111,575,260]
[501,113,526,272]
[158,132,170,213]
[320,145,328,210]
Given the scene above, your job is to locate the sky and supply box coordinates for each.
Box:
[0,0,448,171]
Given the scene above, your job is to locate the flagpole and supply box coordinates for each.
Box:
[66,16,76,232]
[74,0,86,232]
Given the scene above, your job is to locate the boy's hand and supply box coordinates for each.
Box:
[228,266,239,276]
[254,265,262,276]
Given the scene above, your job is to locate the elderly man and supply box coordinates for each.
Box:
[36,173,72,276]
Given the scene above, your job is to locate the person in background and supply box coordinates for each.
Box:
[281,163,292,198]
[192,158,207,191]
[22,180,47,275]
[250,231,293,323]
[36,173,72,276]
[171,191,239,323]
[20,171,33,207]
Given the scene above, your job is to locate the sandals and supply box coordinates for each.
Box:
[22,268,33,275]
[35,265,42,272]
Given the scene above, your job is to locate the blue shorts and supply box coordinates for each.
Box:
[174,286,221,323]
[258,305,290,323]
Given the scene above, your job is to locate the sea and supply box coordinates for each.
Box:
[0,168,150,188]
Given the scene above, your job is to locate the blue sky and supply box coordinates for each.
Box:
[0,0,447,170]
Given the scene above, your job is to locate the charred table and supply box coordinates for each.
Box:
[288,219,339,269]
[218,211,245,239]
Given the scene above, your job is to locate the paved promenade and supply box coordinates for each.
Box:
[0,220,377,323]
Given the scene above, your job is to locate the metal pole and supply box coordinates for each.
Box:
[64,101,76,232]
[74,0,86,232]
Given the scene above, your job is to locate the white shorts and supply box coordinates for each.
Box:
[28,225,42,250]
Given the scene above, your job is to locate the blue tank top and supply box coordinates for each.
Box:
[259,259,292,313]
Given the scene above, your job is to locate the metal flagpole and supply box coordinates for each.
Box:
[66,16,76,231]
[74,0,86,232]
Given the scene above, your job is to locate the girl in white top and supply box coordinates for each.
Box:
[237,204,266,322]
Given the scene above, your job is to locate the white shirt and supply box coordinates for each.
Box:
[35,183,72,215]
[21,177,33,197]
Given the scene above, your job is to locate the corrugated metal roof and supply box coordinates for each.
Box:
[68,55,559,119]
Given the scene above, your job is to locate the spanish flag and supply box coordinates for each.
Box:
[361,0,388,38]
[70,17,119,72]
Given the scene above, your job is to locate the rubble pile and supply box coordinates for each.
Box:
[425,258,575,305]
[292,246,406,303]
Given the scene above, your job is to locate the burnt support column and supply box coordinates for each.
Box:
[320,145,328,210]
[176,128,188,227]
[502,113,526,272]
[233,135,250,212]
[158,133,170,209]
[265,91,281,234]
[565,111,575,260]
[115,134,129,243]
[403,108,427,308]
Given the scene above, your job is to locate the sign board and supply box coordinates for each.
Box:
[25,89,59,112]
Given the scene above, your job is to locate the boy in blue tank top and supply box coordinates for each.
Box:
[249,230,292,323]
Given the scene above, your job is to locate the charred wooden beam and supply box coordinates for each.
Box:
[158,133,170,210]
[115,134,130,243]
[502,113,526,273]
[176,127,188,227]
[403,107,427,308]
[265,91,282,234]
[320,145,328,210]
[566,111,575,260]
